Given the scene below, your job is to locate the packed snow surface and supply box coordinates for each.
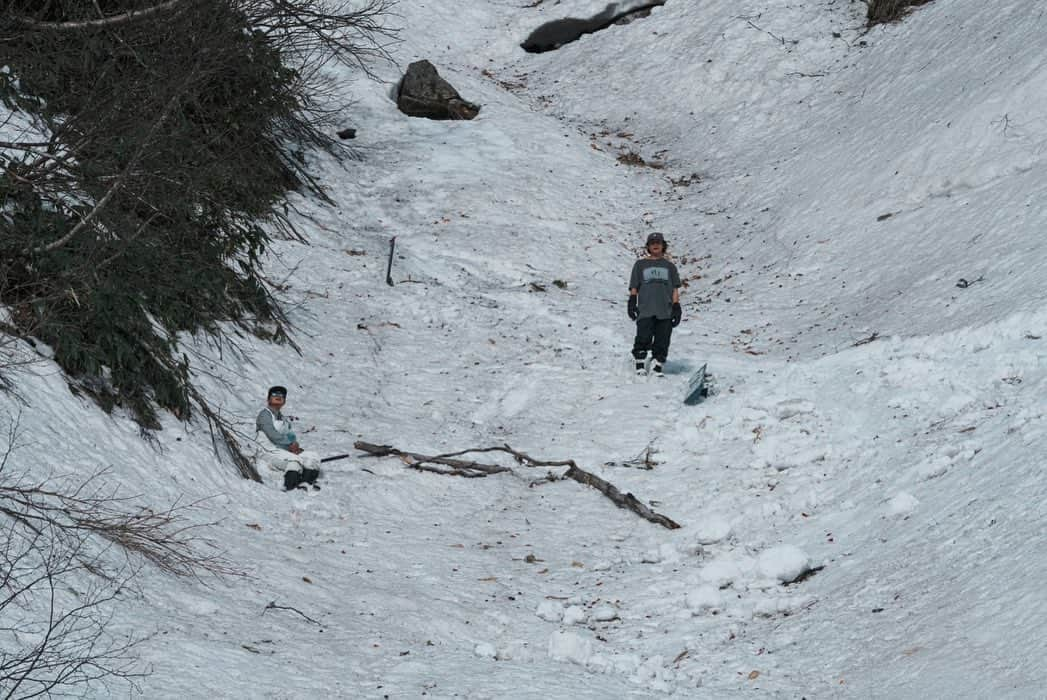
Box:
[2,0,1046,697]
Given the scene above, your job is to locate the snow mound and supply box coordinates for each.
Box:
[757,545,811,584]
[888,491,920,517]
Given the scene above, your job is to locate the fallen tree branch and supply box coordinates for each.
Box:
[353,441,680,529]
[353,442,511,477]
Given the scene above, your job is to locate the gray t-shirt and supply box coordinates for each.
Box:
[629,258,681,320]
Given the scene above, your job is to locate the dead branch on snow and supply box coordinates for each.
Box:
[354,441,680,529]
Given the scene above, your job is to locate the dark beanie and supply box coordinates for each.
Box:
[267,385,287,399]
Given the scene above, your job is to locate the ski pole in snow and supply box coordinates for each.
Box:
[385,235,396,286]
[320,453,352,463]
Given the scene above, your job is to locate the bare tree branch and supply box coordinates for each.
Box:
[354,441,681,529]
[352,442,511,477]
[186,384,261,482]
[29,89,184,255]
[11,0,187,31]
[0,417,238,695]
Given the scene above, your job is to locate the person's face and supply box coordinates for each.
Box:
[268,395,286,411]
[647,242,664,257]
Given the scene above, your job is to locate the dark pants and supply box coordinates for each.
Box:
[632,317,673,363]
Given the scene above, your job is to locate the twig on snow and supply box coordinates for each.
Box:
[263,601,322,626]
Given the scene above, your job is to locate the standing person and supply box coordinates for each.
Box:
[627,232,682,377]
[256,386,321,491]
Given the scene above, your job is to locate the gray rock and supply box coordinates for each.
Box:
[397,60,480,120]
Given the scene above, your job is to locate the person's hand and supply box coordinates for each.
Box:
[627,296,638,321]
[289,442,303,455]
[671,302,682,327]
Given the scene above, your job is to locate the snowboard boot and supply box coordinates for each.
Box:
[652,360,665,378]
[301,468,321,490]
[634,353,649,375]
[283,469,303,491]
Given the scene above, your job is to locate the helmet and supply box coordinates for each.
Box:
[645,232,667,248]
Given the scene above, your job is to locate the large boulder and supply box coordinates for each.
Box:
[397,60,480,120]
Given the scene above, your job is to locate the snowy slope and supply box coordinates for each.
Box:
[2,0,1045,697]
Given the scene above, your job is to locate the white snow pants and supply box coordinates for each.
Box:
[253,433,320,474]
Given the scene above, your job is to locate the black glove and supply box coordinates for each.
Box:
[627,296,638,320]
[671,302,682,327]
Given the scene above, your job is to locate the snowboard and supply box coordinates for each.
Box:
[683,363,709,405]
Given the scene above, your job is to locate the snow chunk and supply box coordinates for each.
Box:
[548,629,593,666]
[694,516,733,545]
[591,603,620,622]
[473,642,497,659]
[563,605,587,625]
[495,642,535,662]
[535,599,564,623]
[685,585,722,612]
[888,491,920,517]
[757,545,811,584]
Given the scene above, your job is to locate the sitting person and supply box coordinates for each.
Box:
[255,385,321,491]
